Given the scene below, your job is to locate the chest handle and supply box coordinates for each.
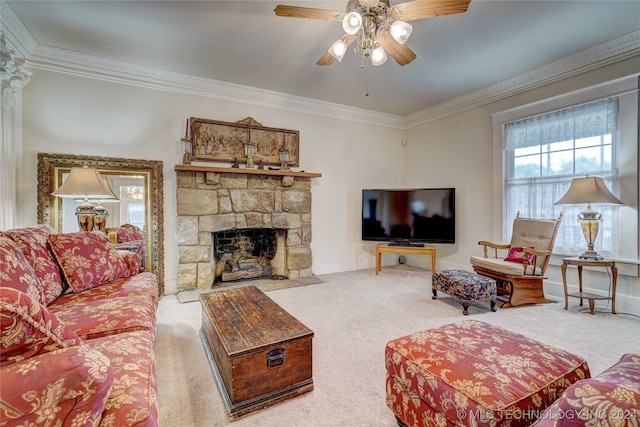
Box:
[267,348,286,369]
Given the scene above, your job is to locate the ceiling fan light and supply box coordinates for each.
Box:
[371,45,387,66]
[390,20,412,45]
[342,12,362,35]
[328,38,348,62]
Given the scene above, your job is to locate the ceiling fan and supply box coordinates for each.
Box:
[274,0,471,67]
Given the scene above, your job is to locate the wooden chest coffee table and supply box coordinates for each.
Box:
[200,286,314,420]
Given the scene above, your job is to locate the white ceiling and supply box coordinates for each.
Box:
[5,0,640,116]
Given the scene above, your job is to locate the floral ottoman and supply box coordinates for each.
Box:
[432,269,497,315]
[385,320,591,427]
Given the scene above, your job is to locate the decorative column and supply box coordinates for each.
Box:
[1,35,32,229]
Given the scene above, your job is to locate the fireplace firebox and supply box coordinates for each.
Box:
[212,228,287,283]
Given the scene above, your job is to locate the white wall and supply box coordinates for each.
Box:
[19,69,406,295]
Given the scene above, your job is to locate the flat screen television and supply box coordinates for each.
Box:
[362,188,455,244]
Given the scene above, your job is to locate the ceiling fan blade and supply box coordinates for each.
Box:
[317,35,357,66]
[394,0,472,21]
[274,5,344,21]
[316,52,337,66]
[378,36,416,66]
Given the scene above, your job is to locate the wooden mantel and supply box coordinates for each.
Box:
[175,164,321,178]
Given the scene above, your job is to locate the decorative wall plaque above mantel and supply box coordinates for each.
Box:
[185,117,300,167]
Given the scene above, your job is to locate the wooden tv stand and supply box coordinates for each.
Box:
[376,243,437,275]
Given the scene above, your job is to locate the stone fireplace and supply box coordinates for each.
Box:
[175,166,318,291]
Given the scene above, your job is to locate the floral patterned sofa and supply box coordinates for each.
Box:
[532,353,640,426]
[0,225,158,426]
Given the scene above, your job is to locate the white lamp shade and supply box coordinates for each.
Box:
[554,177,623,206]
[83,178,120,203]
[342,12,362,35]
[371,46,388,66]
[328,38,348,62]
[390,20,413,45]
[51,166,116,199]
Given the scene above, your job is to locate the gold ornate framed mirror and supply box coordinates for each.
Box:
[37,153,164,295]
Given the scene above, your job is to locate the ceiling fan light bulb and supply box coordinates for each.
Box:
[390,20,412,45]
[328,39,347,62]
[371,46,387,66]
[342,12,362,35]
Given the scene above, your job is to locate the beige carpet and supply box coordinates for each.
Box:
[175,276,324,303]
[155,265,640,427]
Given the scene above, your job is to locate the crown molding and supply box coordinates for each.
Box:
[405,30,640,128]
[0,0,37,58]
[26,44,405,129]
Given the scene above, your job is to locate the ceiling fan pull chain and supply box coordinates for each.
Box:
[362,61,370,97]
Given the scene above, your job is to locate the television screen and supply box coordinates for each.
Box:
[362,188,455,244]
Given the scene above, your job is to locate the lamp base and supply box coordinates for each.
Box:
[76,201,95,232]
[579,250,604,260]
[577,206,604,261]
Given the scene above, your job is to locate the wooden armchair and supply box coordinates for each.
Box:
[470,212,563,307]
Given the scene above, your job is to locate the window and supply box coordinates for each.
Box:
[127,203,145,230]
[504,98,621,257]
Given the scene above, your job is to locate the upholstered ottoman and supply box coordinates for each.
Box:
[386,320,591,427]
[432,269,497,314]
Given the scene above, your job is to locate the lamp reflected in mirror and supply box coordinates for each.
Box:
[50,166,118,231]
[90,178,121,232]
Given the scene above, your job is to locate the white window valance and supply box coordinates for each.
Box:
[504,98,619,151]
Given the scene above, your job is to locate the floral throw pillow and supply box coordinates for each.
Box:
[5,225,65,305]
[0,234,44,304]
[48,232,129,293]
[0,287,82,367]
[504,246,535,264]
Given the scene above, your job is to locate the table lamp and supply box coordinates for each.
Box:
[554,176,623,260]
[51,166,118,231]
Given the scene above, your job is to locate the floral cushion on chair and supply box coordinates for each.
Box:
[48,232,129,293]
[0,234,44,304]
[0,287,82,367]
[4,225,65,305]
